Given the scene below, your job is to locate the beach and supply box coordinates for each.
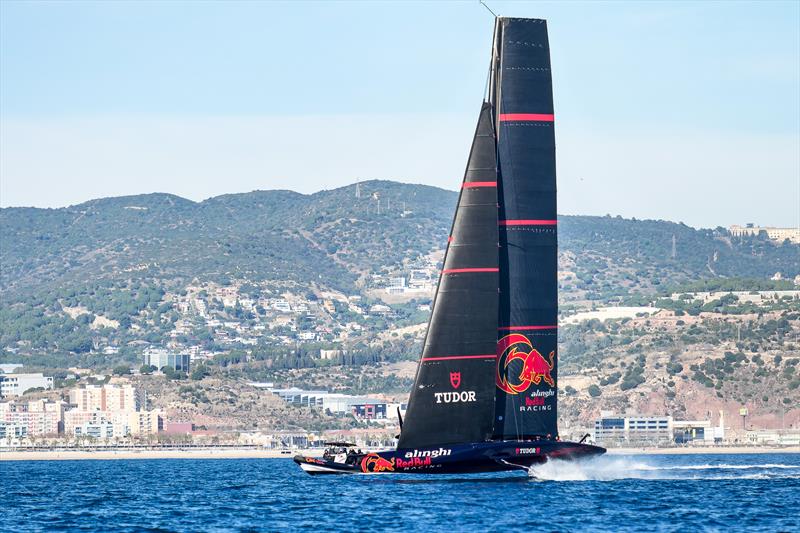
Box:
[2,445,798,461]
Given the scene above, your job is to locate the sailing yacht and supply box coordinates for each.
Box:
[295,16,605,475]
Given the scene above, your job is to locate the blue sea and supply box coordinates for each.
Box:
[2,453,798,532]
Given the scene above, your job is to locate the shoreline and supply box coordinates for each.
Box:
[1,445,799,461]
[0,448,298,461]
[605,446,800,455]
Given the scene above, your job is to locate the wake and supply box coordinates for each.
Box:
[527,456,800,482]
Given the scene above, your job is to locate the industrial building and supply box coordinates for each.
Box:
[268,388,393,420]
[594,412,726,447]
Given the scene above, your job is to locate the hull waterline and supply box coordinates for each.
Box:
[294,440,605,475]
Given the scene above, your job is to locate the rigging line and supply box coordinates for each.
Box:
[483,58,492,101]
[479,0,498,18]
[483,13,498,102]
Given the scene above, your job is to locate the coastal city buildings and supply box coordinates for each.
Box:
[0,383,161,444]
[0,399,65,438]
[65,384,161,437]
[69,384,138,412]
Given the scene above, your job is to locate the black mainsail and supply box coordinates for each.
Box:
[492,18,559,440]
[400,17,559,448]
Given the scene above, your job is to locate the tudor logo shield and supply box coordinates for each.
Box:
[450,372,461,389]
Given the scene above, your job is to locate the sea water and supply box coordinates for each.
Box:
[2,453,798,532]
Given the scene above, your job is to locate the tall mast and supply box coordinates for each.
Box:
[487,17,501,108]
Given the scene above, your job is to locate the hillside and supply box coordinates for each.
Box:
[1,180,798,359]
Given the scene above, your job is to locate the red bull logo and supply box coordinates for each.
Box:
[360,453,395,473]
[396,456,432,468]
[496,333,555,394]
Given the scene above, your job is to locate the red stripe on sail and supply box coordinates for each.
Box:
[462,181,497,188]
[499,219,557,226]
[422,355,497,362]
[499,113,554,122]
[442,268,499,274]
[498,325,558,331]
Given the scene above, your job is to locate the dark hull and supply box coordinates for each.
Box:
[294,440,605,475]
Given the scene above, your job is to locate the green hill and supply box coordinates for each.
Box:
[1,180,797,359]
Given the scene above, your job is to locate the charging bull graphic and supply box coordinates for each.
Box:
[360,453,396,473]
[496,333,555,394]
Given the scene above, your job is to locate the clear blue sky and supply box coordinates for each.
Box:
[1,1,798,228]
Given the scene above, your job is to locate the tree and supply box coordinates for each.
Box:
[587,384,602,397]
[139,364,154,375]
[191,364,211,381]
[162,366,186,381]
[113,365,131,376]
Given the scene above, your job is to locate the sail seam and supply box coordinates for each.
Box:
[462,181,497,188]
[498,325,558,330]
[498,219,557,226]
[421,355,497,362]
[499,113,554,122]
[442,268,499,274]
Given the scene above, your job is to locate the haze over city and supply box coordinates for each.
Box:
[1,1,798,227]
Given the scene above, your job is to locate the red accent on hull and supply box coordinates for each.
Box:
[498,325,558,331]
[499,113,554,122]
[422,354,497,362]
[498,219,557,226]
[442,268,499,274]
[462,181,497,188]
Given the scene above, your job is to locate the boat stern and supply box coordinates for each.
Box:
[294,455,360,475]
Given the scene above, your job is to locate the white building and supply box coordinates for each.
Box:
[386,277,407,295]
[270,299,292,313]
[73,413,118,439]
[142,349,190,371]
[0,373,54,398]
[65,409,161,437]
[270,388,328,408]
[729,224,800,243]
[746,430,800,446]
[594,413,673,446]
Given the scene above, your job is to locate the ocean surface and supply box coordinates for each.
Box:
[2,453,798,532]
